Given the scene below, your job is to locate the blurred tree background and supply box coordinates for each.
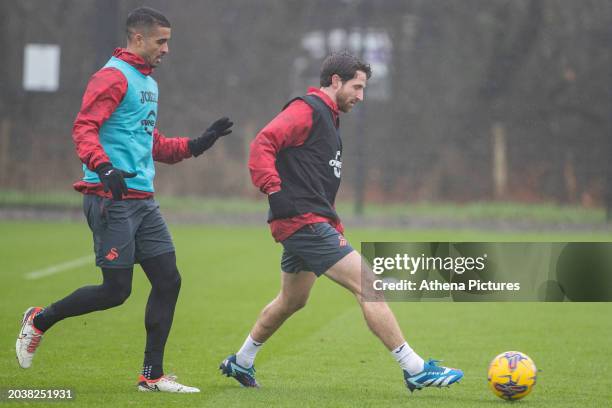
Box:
[0,0,610,212]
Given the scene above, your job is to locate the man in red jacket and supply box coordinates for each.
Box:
[220,52,463,393]
[16,7,231,393]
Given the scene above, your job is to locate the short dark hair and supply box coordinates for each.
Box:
[126,7,170,40]
[320,52,372,87]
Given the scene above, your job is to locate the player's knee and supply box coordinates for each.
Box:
[111,286,132,306]
[104,284,131,307]
[169,271,181,294]
[280,295,308,313]
[101,267,133,307]
[156,268,181,295]
[102,283,132,307]
[356,283,383,303]
[295,296,309,311]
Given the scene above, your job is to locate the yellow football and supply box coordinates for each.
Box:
[487,351,537,401]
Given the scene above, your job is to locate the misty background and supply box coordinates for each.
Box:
[1,0,610,219]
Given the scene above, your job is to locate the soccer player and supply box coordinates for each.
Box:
[15,7,232,393]
[220,52,463,392]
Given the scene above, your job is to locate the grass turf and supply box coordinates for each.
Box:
[0,189,607,224]
[0,221,611,407]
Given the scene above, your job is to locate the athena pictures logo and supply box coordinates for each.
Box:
[329,150,342,178]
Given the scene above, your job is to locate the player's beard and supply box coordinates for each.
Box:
[143,49,165,67]
[147,53,163,67]
[336,89,357,113]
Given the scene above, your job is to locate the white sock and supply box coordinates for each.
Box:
[236,334,263,368]
[391,342,425,375]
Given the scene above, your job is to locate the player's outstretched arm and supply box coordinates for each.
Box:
[152,128,191,164]
[152,117,233,164]
[188,117,233,157]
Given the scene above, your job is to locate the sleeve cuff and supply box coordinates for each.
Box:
[263,185,281,195]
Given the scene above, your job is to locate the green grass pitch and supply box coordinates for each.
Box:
[1,220,611,407]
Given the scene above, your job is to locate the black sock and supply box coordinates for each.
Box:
[33,267,133,332]
[140,252,181,381]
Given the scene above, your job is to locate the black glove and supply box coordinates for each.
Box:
[268,190,297,219]
[188,117,233,157]
[95,163,137,201]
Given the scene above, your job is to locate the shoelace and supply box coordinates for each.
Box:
[26,332,42,353]
[425,359,445,372]
[160,374,178,383]
[233,360,256,374]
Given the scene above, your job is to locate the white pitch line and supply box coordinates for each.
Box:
[25,255,93,280]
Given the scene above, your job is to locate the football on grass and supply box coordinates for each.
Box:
[487,351,537,401]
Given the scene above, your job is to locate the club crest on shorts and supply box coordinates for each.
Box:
[105,247,119,261]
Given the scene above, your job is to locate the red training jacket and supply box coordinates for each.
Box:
[72,48,192,199]
[249,87,345,242]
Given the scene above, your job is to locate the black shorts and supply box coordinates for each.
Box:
[281,222,354,276]
[83,195,175,268]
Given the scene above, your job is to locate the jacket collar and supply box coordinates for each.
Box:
[307,87,339,124]
[112,48,153,76]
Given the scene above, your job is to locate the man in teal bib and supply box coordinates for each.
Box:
[16,7,229,393]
